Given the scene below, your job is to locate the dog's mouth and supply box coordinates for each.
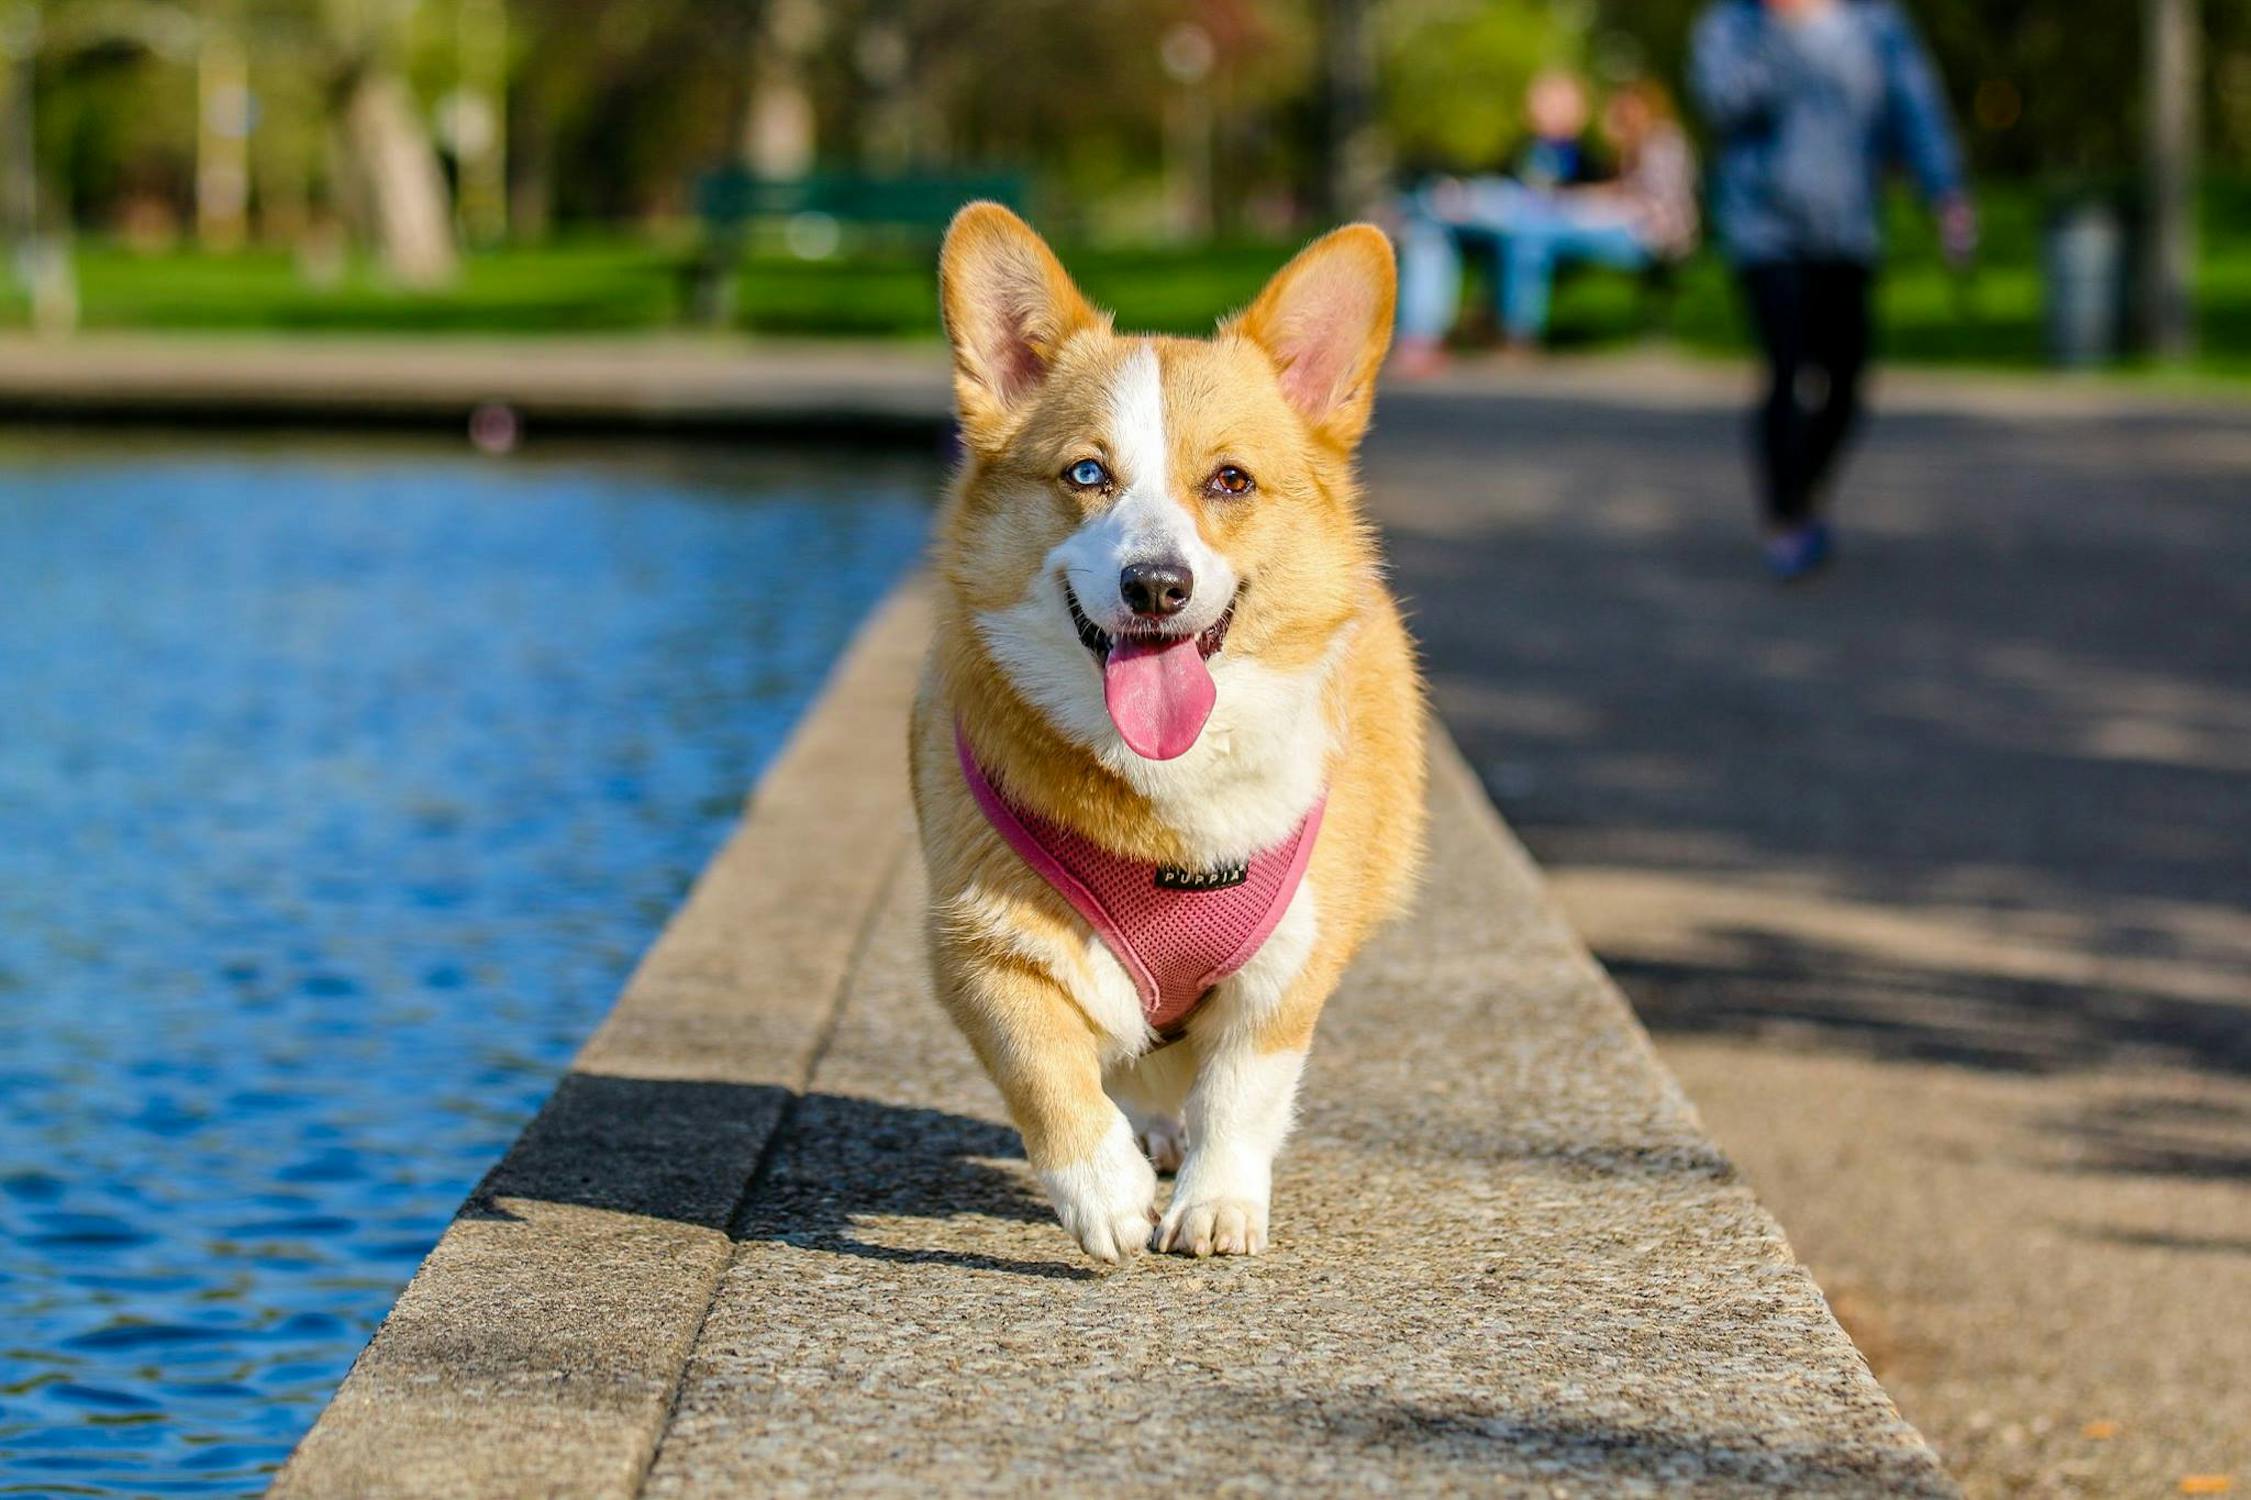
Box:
[1063,581,1237,761]
[1064,583,1236,664]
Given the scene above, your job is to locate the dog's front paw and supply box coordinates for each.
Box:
[1038,1115,1158,1265]
[1156,1193,1269,1257]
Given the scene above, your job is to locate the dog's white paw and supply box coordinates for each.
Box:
[1135,1117,1186,1175]
[1038,1115,1158,1265]
[1156,1194,1269,1257]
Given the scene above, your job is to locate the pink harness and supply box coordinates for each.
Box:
[956,727,1324,1037]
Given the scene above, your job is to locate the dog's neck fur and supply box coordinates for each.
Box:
[943,597,1349,871]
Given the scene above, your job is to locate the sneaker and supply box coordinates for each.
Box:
[1803,519,1833,568]
[1764,521,1832,583]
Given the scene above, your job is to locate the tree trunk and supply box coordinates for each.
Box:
[342,67,457,287]
[2143,0,2200,358]
[1319,0,1385,222]
[508,124,551,242]
[742,0,822,178]
[197,24,250,252]
[454,0,507,245]
[0,28,35,245]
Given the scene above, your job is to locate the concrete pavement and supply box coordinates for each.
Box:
[273,581,1949,1497]
[1368,365,2251,1497]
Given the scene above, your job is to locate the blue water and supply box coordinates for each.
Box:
[0,436,931,1496]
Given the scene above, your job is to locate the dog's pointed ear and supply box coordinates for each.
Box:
[940,202,1104,447]
[1228,224,1396,450]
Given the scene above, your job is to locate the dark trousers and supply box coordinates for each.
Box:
[1740,260,1873,525]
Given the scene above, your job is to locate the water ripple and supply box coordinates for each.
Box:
[0,434,932,1496]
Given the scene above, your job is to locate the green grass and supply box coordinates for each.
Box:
[9,182,2251,385]
[1542,181,2251,383]
[0,234,1289,341]
[722,242,1295,338]
[35,240,688,333]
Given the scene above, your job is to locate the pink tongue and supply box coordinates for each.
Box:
[1102,635,1216,760]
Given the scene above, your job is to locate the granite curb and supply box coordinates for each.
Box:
[266,582,929,1498]
[4,336,2240,440]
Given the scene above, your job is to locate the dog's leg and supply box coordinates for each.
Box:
[1135,1116,1187,1175]
[1036,1100,1160,1265]
[1107,1044,1194,1173]
[1156,1041,1306,1256]
[937,954,1156,1264]
[1157,881,1334,1257]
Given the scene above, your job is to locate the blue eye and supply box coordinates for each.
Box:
[1065,459,1110,488]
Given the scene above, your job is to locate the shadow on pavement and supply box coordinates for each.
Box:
[1279,1394,1941,1492]
[457,1071,1091,1280]
[1372,391,2251,1094]
[2041,1090,2251,1183]
[2063,1225,2251,1257]
[1609,941,2251,1078]
[730,1088,1096,1282]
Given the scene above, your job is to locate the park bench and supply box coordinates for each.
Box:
[681,169,1028,327]
[1447,244,1686,349]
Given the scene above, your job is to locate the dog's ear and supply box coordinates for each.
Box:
[940,202,1104,447]
[1228,224,1396,450]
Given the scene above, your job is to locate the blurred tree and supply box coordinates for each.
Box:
[27,1,201,237]
[197,6,250,250]
[22,0,458,279]
[1319,0,1379,216]
[13,0,2250,255]
[1588,0,2251,180]
[446,0,506,243]
[844,0,1183,205]
[0,5,30,242]
[504,0,744,224]
[2146,0,2199,356]
[319,0,455,282]
[768,0,1308,236]
[744,0,819,178]
[0,5,32,245]
[1377,0,1581,176]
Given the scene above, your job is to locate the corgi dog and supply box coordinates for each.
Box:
[909,204,1427,1264]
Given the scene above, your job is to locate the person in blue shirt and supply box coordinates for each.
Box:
[1691,0,1976,580]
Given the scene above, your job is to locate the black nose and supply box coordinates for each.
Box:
[1120,562,1193,618]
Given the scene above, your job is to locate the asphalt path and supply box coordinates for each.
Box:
[1371,367,2251,1498]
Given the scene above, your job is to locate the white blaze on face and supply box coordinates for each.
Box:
[1052,344,1237,639]
[971,338,1331,853]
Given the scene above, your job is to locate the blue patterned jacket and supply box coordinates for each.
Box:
[1690,0,1965,265]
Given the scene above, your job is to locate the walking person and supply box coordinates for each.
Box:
[1691,0,1976,580]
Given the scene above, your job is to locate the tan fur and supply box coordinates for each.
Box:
[910,203,1427,1261]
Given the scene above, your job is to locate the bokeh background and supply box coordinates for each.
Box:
[0,0,2246,374]
[2,5,2247,1499]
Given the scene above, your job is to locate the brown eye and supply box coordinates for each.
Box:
[1208,465,1254,498]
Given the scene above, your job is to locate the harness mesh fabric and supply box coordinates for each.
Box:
[956,728,1324,1035]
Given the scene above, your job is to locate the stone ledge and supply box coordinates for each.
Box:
[266,583,927,1499]
[0,335,956,438]
[7,336,2239,440]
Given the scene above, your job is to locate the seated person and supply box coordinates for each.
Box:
[1511,69,1608,192]
[1395,77,1699,371]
